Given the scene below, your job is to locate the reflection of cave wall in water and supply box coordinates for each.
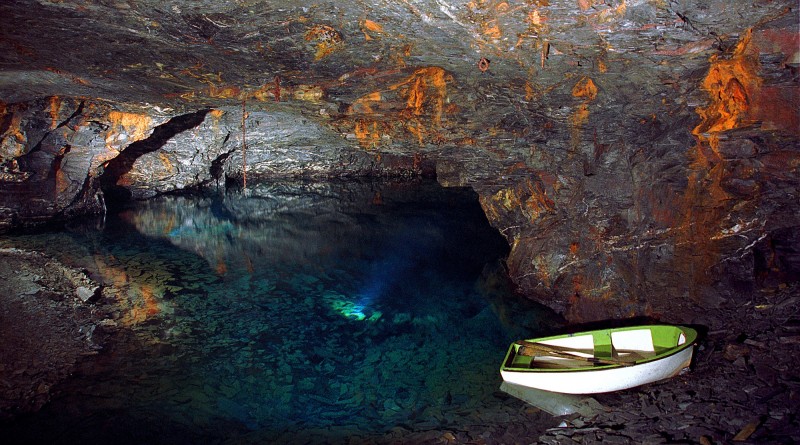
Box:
[122,181,508,303]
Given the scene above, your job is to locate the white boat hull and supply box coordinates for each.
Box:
[500,342,694,394]
[500,324,694,394]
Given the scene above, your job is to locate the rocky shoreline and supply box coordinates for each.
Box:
[535,283,800,445]
[369,283,799,445]
[0,248,114,419]
[0,247,798,444]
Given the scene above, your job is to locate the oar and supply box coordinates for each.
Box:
[514,340,635,367]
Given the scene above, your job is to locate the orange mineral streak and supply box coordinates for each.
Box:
[206,109,226,134]
[674,147,731,294]
[569,103,590,151]
[292,84,324,102]
[482,20,503,40]
[363,19,383,33]
[348,67,452,147]
[105,111,153,149]
[569,242,580,256]
[305,24,344,60]
[350,91,382,114]
[470,0,546,53]
[362,19,384,40]
[528,9,543,26]
[594,1,626,24]
[354,120,382,149]
[482,178,555,225]
[206,82,242,99]
[524,81,536,101]
[571,77,598,101]
[157,152,176,175]
[54,148,72,195]
[45,67,90,86]
[1,107,27,150]
[569,77,598,153]
[390,67,450,125]
[675,30,764,294]
[692,29,760,145]
[570,103,591,128]
[48,96,62,129]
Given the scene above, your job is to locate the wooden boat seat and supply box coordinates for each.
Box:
[610,329,658,362]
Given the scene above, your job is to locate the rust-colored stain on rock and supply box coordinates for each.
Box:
[346,67,452,147]
[102,111,155,183]
[693,29,760,144]
[481,178,554,226]
[305,24,344,60]
[0,103,27,160]
[676,27,796,296]
[105,111,153,151]
[361,19,384,41]
[206,83,242,100]
[570,77,597,151]
[571,77,598,100]
[48,96,62,129]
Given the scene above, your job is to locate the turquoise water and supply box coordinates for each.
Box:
[2,180,557,444]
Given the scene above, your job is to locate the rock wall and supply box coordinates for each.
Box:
[0,98,165,228]
[1,0,798,322]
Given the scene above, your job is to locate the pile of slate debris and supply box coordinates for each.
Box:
[0,248,111,418]
[0,246,798,444]
[533,283,800,445]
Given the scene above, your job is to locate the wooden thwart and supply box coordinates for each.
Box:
[514,340,635,367]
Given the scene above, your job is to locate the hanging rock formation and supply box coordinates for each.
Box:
[1,0,798,321]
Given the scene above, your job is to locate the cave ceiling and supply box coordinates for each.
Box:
[1,0,799,321]
[1,1,792,110]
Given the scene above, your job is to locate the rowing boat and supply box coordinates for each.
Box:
[500,324,698,394]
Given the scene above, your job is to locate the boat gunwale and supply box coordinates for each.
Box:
[500,325,698,374]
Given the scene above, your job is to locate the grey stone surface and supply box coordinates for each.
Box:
[0,0,798,323]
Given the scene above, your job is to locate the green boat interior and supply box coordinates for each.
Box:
[504,326,693,370]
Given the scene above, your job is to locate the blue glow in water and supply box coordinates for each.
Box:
[0,180,558,444]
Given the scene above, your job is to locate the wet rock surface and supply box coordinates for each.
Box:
[0,0,798,321]
[536,284,800,445]
[0,248,113,418]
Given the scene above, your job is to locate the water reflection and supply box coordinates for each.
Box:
[3,179,558,444]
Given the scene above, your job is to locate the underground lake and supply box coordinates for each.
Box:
[0,179,561,444]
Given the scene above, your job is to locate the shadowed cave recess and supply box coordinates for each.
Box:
[0,0,799,442]
[1,0,797,319]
